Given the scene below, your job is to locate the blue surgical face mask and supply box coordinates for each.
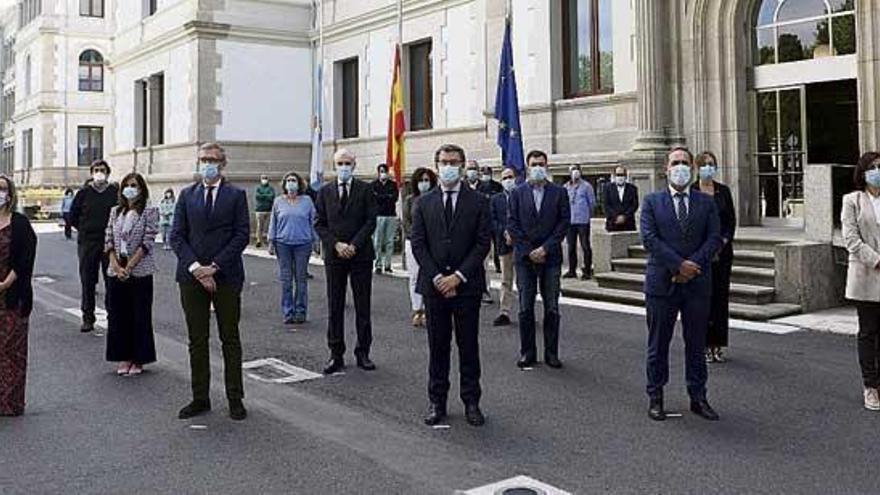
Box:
[285,181,299,194]
[668,164,692,188]
[122,186,139,201]
[502,178,516,192]
[336,165,353,182]
[866,169,880,188]
[699,165,717,181]
[379,172,389,181]
[439,165,461,185]
[529,166,547,183]
[200,162,220,182]
[417,180,432,193]
[466,169,478,181]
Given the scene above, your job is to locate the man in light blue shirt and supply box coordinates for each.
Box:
[564,164,595,279]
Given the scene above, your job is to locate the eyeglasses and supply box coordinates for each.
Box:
[336,161,354,167]
[199,158,223,165]
[670,160,691,167]
[437,161,463,167]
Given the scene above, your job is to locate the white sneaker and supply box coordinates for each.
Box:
[863,388,880,411]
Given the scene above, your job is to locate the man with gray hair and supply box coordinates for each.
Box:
[315,148,378,374]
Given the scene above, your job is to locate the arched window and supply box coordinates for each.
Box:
[78,50,103,92]
[755,0,856,65]
[23,55,31,95]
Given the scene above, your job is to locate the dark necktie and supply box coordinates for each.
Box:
[340,182,349,209]
[675,192,689,231]
[444,190,454,228]
[205,186,216,217]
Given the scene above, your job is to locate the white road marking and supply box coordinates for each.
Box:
[64,308,108,331]
[431,424,450,430]
[463,475,571,495]
[34,276,56,284]
[242,357,322,384]
[189,425,208,430]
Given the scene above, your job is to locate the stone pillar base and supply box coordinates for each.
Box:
[775,242,847,312]
[593,228,642,274]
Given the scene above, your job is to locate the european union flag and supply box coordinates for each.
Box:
[494,18,525,181]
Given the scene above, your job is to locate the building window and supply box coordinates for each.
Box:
[19,0,41,27]
[134,73,164,147]
[407,40,433,131]
[1,144,13,174]
[22,129,32,169]
[79,0,103,17]
[755,0,856,65]
[562,0,614,98]
[339,58,359,139]
[78,50,104,92]
[24,55,31,95]
[143,0,158,18]
[77,126,103,167]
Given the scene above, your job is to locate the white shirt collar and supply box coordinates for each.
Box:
[668,184,690,197]
[440,181,462,194]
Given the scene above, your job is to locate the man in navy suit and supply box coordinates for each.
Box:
[411,144,491,427]
[508,150,570,369]
[171,142,250,421]
[490,167,517,327]
[640,147,723,422]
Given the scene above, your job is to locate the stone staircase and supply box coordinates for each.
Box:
[564,236,803,321]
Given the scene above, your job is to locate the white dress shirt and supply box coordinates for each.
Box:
[870,192,880,226]
[668,185,690,218]
[435,181,467,284]
[617,185,626,203]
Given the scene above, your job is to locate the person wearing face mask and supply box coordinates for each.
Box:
[171,142,250,421]
[158,189,176,251]
[477,164,504,276]
[508,150,570,369]
[61,188,75,240]
[315,149,379,375]
[411,144,491,427]
[104,172,159,377]
[692,152,736,364]
[604,165,639,232]
[563,164,596,280]
[70,160,119,333]
[268,172,316,325]
[0,175,37,417]
[640,146,722,422]
[841,152,880,411]
[464,160,481,191]
[403,167,438,327]
[490,167,518,327]
[254,175,276,248]
[371,163,400,274]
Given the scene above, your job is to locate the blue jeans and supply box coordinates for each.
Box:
[276,243,312,320]
[515,260,562,360]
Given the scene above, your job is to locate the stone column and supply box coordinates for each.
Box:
[857,0,880,152]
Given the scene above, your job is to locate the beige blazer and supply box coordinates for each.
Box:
[842,191,880,302]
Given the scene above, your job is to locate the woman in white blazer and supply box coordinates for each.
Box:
[842,151,880,411]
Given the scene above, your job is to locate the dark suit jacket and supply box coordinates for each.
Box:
[639,189,722,297]
[170,180,251,289]
[490,191,512,256]
[410,186,491,299]
[507,182,570,265]
[315,179,378,265]
[691,181,736,262]
[604,182,639,231]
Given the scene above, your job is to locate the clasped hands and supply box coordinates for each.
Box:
[528,246,547,264]
[335,242,357,260]
[671,260,701,284]
[193,264,219,293]
[434,274,461,299]
[110,256,131,282]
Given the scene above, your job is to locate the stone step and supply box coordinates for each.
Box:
[560,285,802,321]
[730,236,791,253]
[610,258,776,288]
[594,271,777,305]
[627,245,776,269]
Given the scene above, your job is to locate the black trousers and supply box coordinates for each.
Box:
[566,224,592,275]
[707,259,733,347]
[179,283,244,402]
[856,301,880,388]
[62,213,72,239]
[106,275,157,365]
[325,261,373,358]
[424,295,482,407]
[77,239,109,324]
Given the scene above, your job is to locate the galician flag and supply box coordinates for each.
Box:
[386,44,406,183]
[309,62,324,190]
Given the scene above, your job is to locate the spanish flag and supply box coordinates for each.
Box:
[386,44,406,183]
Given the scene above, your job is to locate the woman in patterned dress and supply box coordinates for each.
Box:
[104,172,158,376]
[0,175,37,417]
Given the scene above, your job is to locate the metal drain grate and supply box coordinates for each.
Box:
[461,476,569,495]
[242,358,322,384]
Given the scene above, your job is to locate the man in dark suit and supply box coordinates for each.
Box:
[315,149,378,375]
[490,167,517,327]
[508,150,570,369]
[411,143,491,427]
[604,165,639,232]
[171,142,250,421]
[640,147,723,422]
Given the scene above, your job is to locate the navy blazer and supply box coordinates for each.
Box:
[507,182,570,265]
[170,180,251,289]
[490,191,512,256]
[639,188,722,297]
[410,186,491,299]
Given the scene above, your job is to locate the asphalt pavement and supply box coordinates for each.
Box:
[1,230,878,494]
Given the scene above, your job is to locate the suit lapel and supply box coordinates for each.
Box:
[859,192,880,244]
[538,185,550,218]
[525,186,539,221]
[451,187,467,229]
[342,180,357,216]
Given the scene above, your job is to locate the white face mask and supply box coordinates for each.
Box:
[439,165,461,185]
[93,172,107,184]
[0,191,7,207]
[571,170,581,180]
[379,172,389,181]
[261,179,269,185]
[614,176,626,186]
[466,169,478,181]
[417,181,431,193]
[668,164,692,188]
[501,178,516,192]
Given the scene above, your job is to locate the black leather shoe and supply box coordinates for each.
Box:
[356,354,376,371]
[648,398,666,421]
[423,403,447,426]
[562,272,577,279]
[464,404,485,427]
[545,355,563,369]
[178,400,211,419]
[493,314,511,327]
[80,321,94,333]
[229,400,247,421]
[517,355,537,368]
[323,357,345,375]
[690,399,720,421]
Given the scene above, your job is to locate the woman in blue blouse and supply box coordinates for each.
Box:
[268,172,316,324]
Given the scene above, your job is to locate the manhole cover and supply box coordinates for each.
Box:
[501,489,541,495]
[242,358,321,384]
[463,475,568,495]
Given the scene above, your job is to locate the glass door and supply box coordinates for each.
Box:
[754,86,806,221]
